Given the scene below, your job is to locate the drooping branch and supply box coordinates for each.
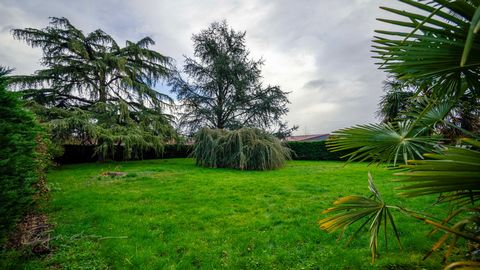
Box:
[10,17,177,159]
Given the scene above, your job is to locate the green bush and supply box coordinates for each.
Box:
[286,141,344,161]
[193,128,291,170]
[0,71,41,246]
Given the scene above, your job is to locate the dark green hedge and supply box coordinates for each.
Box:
[0,80,41,246]
[286,141,345,161]
[57,141,344,163]
[55,144,193,164]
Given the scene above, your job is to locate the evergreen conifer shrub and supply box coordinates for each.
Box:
[193,128,291,170]
[0,69,41,246]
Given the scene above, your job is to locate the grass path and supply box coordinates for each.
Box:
[4,159,451,269]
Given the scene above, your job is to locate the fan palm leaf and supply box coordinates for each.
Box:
[322,0,480,266]
[395,138,480,204]
[328,95,456,165]
[319,174,402,263]
[373,0,480,98]
[327,120,441,165]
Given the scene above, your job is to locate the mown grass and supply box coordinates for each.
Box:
[2,159,455,269]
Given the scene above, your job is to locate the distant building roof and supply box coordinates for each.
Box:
[285,134,330,142]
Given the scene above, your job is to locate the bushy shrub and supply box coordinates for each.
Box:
[0,72,41,246]
[286,141,345,160]
[193,128,291,170]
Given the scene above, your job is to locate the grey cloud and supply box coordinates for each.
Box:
[1,25,14,33]
[303,79,334,90]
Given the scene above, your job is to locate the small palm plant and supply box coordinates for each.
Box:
[320,173,402,263]
[321,0,480,267]
[320,139,480,264]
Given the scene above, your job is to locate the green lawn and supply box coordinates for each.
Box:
[3,159,453,269]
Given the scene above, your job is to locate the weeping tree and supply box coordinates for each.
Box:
[193,128,291,170]
[322,0,480,267]
[170,21,296,137]
[9,17,176,159]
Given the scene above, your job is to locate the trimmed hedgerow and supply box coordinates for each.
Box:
[286,141,345,161]
[193,128,291,170]
[55,144,192,164]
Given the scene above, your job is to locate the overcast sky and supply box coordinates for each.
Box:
[0,0,404,134]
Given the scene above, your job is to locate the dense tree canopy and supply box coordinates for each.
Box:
[9,17,176,159]
[170,21,294,136]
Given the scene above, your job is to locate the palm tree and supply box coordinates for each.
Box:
[377,79,416,123]
[323,0,480,266]
[372,0,480,98]
[328,0,480,165]
[377,78,479,143]
[9,17,176,159]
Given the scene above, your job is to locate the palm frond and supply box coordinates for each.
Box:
[374,0,480,98]
[392,138,480,261]
[319,174,402,263]
[377,79,416,122]
[444,261,480,270]
[327,121,440,165]
[395,138,480,204]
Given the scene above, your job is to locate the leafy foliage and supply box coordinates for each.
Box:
[396,138,480,203]
[170,21,294,135]
[329,87,474,166]
[319,174,402,263]
[193,128,291,170]
[9,17,176,159]
[322,0,480,266]
[0,67,41,246]
[372,0,480,98]
[328,0,480,165]
[327,120,442,165]
[377,79,416,123]
[322,140,480,264]
[377,78,480,139]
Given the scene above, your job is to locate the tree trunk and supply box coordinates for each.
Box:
[98,71,107,103]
